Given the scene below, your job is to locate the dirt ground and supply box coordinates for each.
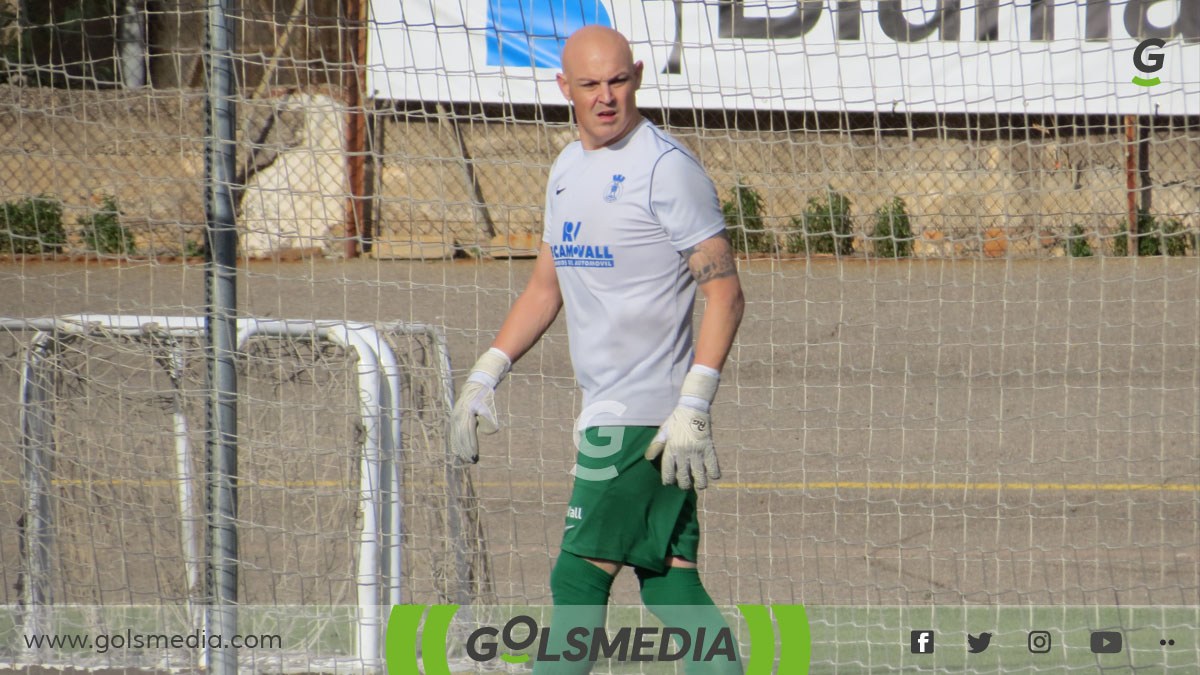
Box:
[1,255,1197,618]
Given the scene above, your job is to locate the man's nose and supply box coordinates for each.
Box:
[598,83,614,102]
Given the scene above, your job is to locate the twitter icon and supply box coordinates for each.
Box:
[968,632,992,654]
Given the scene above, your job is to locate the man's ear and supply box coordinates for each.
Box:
[557,72,571,102]
[632,60,644,90]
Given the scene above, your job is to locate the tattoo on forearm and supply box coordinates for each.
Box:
[684,234,737,284]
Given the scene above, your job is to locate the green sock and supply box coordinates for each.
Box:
[636,566,743,674]
[530,552,614,675]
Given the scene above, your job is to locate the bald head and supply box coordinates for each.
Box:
[561,25,635,77]
[556,26,644,150]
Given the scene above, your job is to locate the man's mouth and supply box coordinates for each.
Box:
[597,110,617,120]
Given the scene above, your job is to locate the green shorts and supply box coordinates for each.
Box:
[559,426,699,573]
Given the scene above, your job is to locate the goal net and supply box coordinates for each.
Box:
[0,316,489,671]
[0,0,1198,671]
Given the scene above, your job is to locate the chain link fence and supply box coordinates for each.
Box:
[1,1,1196,260]
[1,6,1198,670]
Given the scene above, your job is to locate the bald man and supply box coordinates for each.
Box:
[451,25,744,673]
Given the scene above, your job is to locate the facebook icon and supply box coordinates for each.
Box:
[910,630,935,654]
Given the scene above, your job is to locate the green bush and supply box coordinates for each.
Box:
[1135,209,1160,256]
[870,197,912,258]
[1114,210,1196,257]
[184,238,206,258]
[784,214,808,254]
[1157,217,1194,257]
[722,180,773,254]
[787,186,853,256]
[1111,225,1127,257]
[79,195,135,255]
[1,196,66,254]
[1067,223,1092,258]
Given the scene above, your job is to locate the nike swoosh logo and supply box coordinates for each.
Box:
[564,525,576,531]
[555,187,566,195]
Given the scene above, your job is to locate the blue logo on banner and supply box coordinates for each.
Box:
[487,0,613,68]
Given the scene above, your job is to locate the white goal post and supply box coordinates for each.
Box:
[3,314,474,670]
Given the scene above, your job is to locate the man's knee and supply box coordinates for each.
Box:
[636,564,711,606]
[550,551,617,605]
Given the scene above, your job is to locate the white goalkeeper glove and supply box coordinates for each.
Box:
[644,365,721,490]
[449,348,511,465]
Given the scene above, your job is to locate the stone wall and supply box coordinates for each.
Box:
[2,85,1197,258]
[0,86,349,256]
[377,115,1200,258]
[0,86,208,253]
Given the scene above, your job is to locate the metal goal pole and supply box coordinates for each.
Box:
[203,0,239,672]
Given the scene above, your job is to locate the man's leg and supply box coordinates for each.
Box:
[636,557,743,674]
[530,552,617,675]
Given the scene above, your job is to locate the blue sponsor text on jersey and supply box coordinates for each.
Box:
[553,221,615,268]
[552,243,615,268]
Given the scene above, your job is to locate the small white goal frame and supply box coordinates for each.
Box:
[3,314,461,669]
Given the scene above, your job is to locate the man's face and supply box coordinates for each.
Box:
[557,39,643,150]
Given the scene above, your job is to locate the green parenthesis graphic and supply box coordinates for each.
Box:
[738,604,776,675]
[385,605,427,675]
[772,605,810,675]
[420,605,459,675]
[1132,76,1161,87]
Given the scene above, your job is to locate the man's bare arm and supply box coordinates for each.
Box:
[683,233,744,371]
[491,242,563,362]
[680,231,739,284]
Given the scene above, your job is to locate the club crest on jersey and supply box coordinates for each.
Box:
[603,174,625,202]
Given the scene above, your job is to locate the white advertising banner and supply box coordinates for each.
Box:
[367,1,1199,116]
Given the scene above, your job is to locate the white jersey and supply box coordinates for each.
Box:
[541,119,726,427]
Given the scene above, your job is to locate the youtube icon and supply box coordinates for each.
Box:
[1090,631,1123,654]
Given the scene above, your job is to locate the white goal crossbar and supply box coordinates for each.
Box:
[3,314,460,669]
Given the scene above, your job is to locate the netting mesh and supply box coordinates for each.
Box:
[2,3,1197,260]
[0,321,492,669]
[0,0,1198,671]
[0,324,489,606]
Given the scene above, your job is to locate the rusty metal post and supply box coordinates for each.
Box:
[344,0,368,258]
[1124,114,1138,248]
[1138,117,1152,214]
